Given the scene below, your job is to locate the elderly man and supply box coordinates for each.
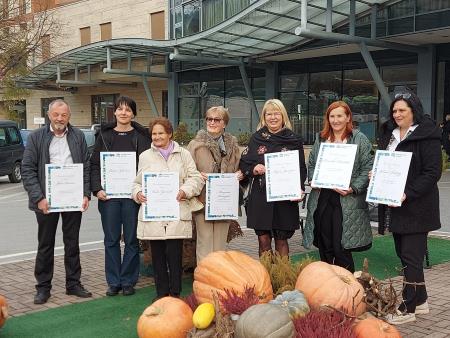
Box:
[22,99,92,304]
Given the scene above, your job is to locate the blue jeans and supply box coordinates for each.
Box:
[98,199,139,287]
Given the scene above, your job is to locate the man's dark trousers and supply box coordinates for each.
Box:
[34,211,82,292]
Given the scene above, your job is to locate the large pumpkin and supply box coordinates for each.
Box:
[353,317,402,338]
[137,297,193,338]
[193,250,273,304]
[235,303,296,338]
[0,295,8,328]
[295,261,366,316]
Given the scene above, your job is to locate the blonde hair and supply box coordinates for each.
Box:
[257,99,292,130]
[205,106,230,125]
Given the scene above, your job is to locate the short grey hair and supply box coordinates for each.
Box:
[48,99,71,114]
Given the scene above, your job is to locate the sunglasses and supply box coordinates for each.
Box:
[394,93,412,99]
[205,117,223,123]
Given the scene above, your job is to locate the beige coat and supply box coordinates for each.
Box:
[132,141,204,240]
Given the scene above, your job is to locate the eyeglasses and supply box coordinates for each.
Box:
[205,117,223,123]
[394,93,412,100]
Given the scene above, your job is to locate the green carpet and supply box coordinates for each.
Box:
[1,235,450,338]
[292,234,450,279]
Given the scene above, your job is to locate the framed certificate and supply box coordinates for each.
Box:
[45,163,83,212]
[205,173,239,220]
[311,143,358,190]
[366,150,412,206]
[142,172,179,221]
[100,152,136,198]
[264,150,302,202]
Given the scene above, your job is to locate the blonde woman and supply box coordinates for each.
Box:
[188,106,242,262]
[239,99,307,257]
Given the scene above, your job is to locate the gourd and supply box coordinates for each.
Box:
[269,289,310,318]
[235,303,296,338]
[192,302,215,329]
[353,317,402,338]
[137,297,193,338]
[193,251,273,304]
[0,295,8,328]
[295,261,366,316]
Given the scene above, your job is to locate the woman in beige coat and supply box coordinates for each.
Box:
[187,106,243,262]
[132,117,203,301]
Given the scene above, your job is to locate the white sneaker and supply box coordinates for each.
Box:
[385,310,416,325]
[415,301,429,315]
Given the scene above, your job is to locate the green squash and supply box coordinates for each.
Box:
[269,290,310,319]
[234,304,295,338]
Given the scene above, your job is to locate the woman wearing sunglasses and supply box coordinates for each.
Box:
[379,92,442,325]
[187,106,243,263]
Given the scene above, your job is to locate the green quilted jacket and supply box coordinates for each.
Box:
[303,129,373,250]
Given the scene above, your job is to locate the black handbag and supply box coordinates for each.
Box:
[242,178,254,213]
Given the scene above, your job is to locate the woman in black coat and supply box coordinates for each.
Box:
[378,92,441,325]
[240,99,307,257]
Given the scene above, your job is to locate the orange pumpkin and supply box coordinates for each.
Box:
[0,295,8,328]
[295,261,366,316]
[353,317,402,338]
[137,297,193,338]
[193,250,273,304]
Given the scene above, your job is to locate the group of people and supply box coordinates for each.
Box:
[22,91,441,326]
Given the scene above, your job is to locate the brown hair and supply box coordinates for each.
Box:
[205,106,230,125]
[148,117,173,138]
[320,101,353,142]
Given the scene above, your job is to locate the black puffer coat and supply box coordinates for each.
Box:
[378,116,442,234]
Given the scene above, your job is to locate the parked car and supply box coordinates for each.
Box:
[0,120,25,183]
[20,129,32,147]
[80,128,96,157]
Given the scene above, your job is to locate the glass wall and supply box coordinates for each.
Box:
[91,94,118,124]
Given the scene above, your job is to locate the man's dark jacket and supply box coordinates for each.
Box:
[90,121,151,195]
[22,124,91,212]
[378,116,442,234]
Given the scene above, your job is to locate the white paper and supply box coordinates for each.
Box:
[100,152,136,198]
[142,172,179,221]
[366,150,412,206]
[311,143,358,190]
[205,173,239,220]
[264,150,302,202]
[45,164,83,212]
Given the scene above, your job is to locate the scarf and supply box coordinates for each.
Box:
[158,141,174,161]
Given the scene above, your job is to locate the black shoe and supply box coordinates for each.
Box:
[34,291,51,304]
[122,286,135,296]
[106,286,121,296]
[66,284,92,298]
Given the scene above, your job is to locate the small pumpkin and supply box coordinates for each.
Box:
[269,289,310,319]
[235,303,296,338]
[137,296,193,338]
[353,317,402,338]
[295,261,366,316]
[0,295,8,328]
[193,251,273,304]
[192,302,215,329]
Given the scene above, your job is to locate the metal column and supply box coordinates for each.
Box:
[239,64,260,131]
[142,76,160,117]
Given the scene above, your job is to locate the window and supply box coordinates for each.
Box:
[7,127,20,145]
[100,22,112,41]
[150,11,165,40]
[80,26,91,46]
[183,1,199,36]
[41,34,50,61]
[0,128,6,147]
[202,0,223,29]
[91,94,118,124]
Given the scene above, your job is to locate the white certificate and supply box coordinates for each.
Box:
[142,172,179,221]
[45,163,83,212]
[100,152,136,198]
[205,173,239,220]
[311,143,358,190]
[264,150,302,202]
[366,150,412,206]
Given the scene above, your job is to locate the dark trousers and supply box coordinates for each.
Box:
[35,211,82,292]
[314,189,355,272]
[150,239,183,297]
[98,199,140,288]
[393,232,428,313]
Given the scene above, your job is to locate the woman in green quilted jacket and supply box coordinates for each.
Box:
[303,101,373,272]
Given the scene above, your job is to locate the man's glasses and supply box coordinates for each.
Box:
[394,93,412,99]
[205,117,223,124]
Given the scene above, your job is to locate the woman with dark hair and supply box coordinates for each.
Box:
[303,101,373,273]
[132,117,203,301]
[379,92,441,325]
[90,96,151,296]
[239,99,307,257]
